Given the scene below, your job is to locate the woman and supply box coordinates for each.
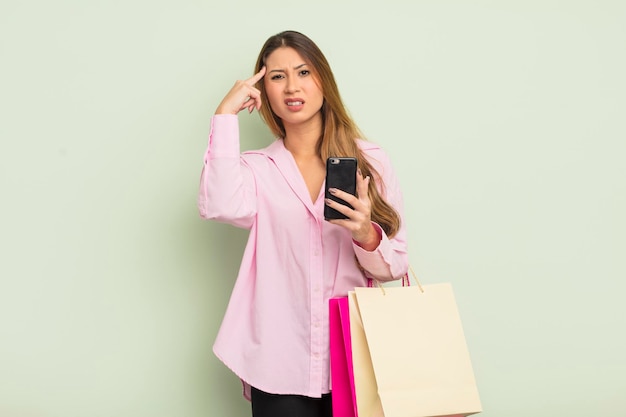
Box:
[198,30,408,417]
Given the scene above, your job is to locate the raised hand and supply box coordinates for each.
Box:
[325,170,381,251]
[215,66,267,115]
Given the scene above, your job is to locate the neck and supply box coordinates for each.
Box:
[283,117,323,158]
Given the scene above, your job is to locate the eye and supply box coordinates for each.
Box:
[270,74,284,80]
[299,69,310,76]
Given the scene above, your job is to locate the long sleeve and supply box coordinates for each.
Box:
[207,134,409,399]
[352,146,409,282]
[198,115,257,229]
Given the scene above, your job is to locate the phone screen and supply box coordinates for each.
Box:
[324,157,357,220]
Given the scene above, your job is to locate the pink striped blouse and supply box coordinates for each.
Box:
[198,114,408,399]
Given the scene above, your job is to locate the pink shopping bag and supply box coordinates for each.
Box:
[329,297,358,417]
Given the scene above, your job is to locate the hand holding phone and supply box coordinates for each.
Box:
[324,157,357,220]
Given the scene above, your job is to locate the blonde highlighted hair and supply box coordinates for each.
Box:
[254,30,400,238]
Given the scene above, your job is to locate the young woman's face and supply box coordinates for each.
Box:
[263,47,324,130]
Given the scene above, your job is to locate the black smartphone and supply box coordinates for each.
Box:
[324,157,357,220]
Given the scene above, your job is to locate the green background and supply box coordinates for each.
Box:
[1,0,625,416]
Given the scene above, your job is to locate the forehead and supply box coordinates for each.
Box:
[265,47,309,69]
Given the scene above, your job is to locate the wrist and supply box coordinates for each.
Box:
[215,106,234,115]
[355,224,381,251]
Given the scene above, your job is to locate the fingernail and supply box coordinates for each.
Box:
[328,188,337,194]
[325,198,333,205]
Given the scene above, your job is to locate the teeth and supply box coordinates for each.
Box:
[287,101,303,106]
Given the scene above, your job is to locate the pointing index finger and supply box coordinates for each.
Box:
[247,66,266,85]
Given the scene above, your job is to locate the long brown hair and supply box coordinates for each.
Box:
[254,30,400,238]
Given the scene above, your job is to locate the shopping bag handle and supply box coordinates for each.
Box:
[368,265,424,295]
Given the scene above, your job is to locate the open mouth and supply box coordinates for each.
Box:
[285,98,305,107]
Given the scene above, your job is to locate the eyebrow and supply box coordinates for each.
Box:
[269,63,308,73]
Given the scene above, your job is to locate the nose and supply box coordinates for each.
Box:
[284,76,300,94]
